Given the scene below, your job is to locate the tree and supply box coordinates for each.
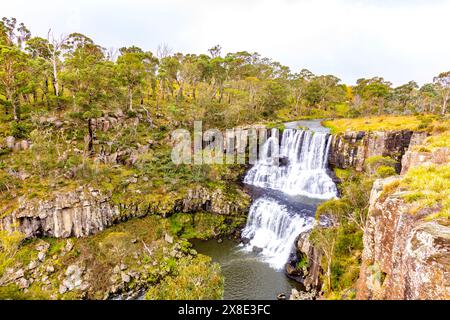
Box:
[433,71,450,115]
[46,30,66,104]
[290,69,313,115]
[117,46,147,110]
[0,45,31,121]
[418,83,438,113]
[26,36,53,106]
[309,226,338,292]
[393,80,418,112]
[0,17,30,48]
[354,77,392,115]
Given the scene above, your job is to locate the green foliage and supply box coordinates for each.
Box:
[400,164,450,221]
[311,169,372,297]
[365,155,397,175]
[375,165,396,178]
[145,254,223,300]
[0,230,25,275]
[10,121,31,138]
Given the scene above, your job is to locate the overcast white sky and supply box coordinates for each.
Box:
[3,0,450,86]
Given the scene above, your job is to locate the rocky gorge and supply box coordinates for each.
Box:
[0,185,249,239]
[1,119,449,300]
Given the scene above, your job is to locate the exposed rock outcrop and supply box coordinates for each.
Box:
[0,188,119,238]
[329,130,420,172]
[0,185,250,239]
[357,176,450,300]
[286,231,323,293]
[401,147,449,174]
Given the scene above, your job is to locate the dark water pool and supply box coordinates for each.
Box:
[191,239,302,300]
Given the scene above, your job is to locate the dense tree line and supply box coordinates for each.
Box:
[1,17,449,128]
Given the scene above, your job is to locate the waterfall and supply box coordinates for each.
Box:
[244,129,337,199]
[242,128,337,270]
[241,198,315,269]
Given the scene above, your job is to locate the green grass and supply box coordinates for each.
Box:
[322,115,441,134]
[400,164,450,221]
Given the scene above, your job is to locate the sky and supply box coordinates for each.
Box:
[2,0,450,86]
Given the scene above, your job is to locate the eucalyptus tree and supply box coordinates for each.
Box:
[0,45,31,121]
[178,54,202,101]
[61,33,115,113]
[26,37,54,106]
[393,81,418,112]
[353,77,392,115]
[158,54,180,100]
[0,17,30,48]
[433,71,450,115]
[117,46,147,110]
[0,18,32,121]
[418,83,438,113]
[290,69,314,115]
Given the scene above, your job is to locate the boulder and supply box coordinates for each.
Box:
[5,136,15,149]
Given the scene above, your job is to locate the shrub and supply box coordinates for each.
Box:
[365,156,397,175]
[10,122,32,139]
[375,165,396,178]
[145,254,223,300]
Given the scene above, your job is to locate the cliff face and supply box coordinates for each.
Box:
[357,177,449,299]
[401,147,449,174]
[0,188,118,238]
[329,130,427,172]
[286,231,323,293]
[0,186,249,239]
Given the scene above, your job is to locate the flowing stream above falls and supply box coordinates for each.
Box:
[193,120,337,299]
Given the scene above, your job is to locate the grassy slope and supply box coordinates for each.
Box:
[322,114,446,134]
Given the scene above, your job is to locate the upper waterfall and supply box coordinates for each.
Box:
[244,129,338,199]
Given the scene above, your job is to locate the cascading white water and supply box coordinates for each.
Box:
[242,127,337,270]
[241,198,315,269]
[244,129,337,199]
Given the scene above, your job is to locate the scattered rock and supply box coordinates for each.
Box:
[28,260,38,270]
[38,252,46,262]
[120,263,127,271]
[18,277,30,289]
[164,233,174,244]
[289,288,316,300]
[5,136,15,149]
[277,293,286,300]
[252,246,263,254]
[12,269,24,280]
[59,285,67,294]
[64,239,74,253]
[121,273,131,283]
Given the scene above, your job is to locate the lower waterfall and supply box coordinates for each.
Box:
[241,198,315,269]
[242,125,337,270]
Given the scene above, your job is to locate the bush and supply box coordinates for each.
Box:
[365,156,397,175]
[145,254,223,300]
[375,165,396,178]
[10,122,32,139]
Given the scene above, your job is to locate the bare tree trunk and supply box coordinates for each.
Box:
[85,118,94,157]
[219,84,224,103]
[192,82,196,101]
[128,87,133,111]
[159,80,165,102]
[12,100,19,121]
[442,93,449,115]
[178,82,183,101]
